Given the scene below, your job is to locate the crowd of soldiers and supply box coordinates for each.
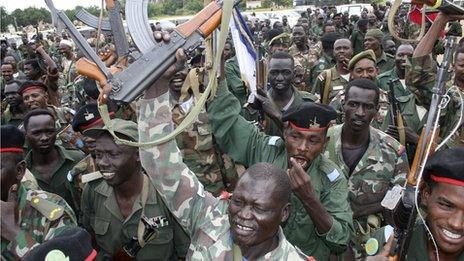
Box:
[1,2,464,260]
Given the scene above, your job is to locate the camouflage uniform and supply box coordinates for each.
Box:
[288,44,321,92]
[25,145,85,216]
[1,104,24,127]
[406,54,463,147]
[1,185,77,259]
[81,176,190,260]
[171,95,241,196]
[309,53,336,90]
[325,125,409,258]
[309,25,324,38]
[138,92,310,260]
[376,51,396,74]
[311,66,349,103]
[206,80,353,260]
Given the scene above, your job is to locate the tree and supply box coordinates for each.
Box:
[0,6,13,32]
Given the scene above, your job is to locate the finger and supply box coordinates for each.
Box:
[154,32,162,41]
[7,184,18,203]
[162,33,171,42]
[379,234,395,257]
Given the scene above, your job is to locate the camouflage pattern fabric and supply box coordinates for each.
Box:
[206,80,353,260]
[137,92,309,260]
[376,51,396,75]
[309,25,324,38]
[81,176,190,260]
[289,44,321,92]
[325,125,409,258]
[1,185,77,259]
[171,96,240,196]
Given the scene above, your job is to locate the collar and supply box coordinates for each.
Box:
[377,51,387,63]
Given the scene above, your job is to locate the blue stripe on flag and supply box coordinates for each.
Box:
[233,7,256,60]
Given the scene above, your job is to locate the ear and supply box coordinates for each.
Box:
[16,160,26,182]
[280,203,292,223]
[421,183,432,209]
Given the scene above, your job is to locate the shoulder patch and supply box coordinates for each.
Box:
[268,136,281,146]
[327,169,341,182]
[29,192,65,221]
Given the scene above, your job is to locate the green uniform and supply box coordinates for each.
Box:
[350,30,365,55]
[288,44,321,91]
[325,125,409,256]
[207,80,353,260]
[406,54,463,147]
[309,24,324,38]
[311,66,349,103]
[81,176,190,260]
[138,92,310,260]
[171,95,240,196]
[1,104,24,127]
[25,145,84,214]
[376,51,396,74]
[1,185,77,259]
[309,53,336,90]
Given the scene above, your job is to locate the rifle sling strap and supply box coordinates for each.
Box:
[137,174,150,248]
[322,68,332,105]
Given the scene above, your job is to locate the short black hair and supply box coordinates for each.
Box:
[345,78,380,105]
[321,32,343,51]
[23,59,41,70]
[245,162,292,204]
[23,109,56,131]
[270,51,294,65]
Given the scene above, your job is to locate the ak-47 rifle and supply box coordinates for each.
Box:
[381,36,459,261]
[76,0,229,103]
[388,79,407,145]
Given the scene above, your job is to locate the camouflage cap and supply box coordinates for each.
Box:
[269,33,291,46]
[83,118,139,142]
[365,29,384,42]
[348,49,376,71]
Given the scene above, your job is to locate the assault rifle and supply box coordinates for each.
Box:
[381,36,459,261]
[76,0,230,103]
[388,79,407,145]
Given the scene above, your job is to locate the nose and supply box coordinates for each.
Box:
[448,211,464,232]
[297,139,309,152]
[355,105,366,117]
[237,205,253,220]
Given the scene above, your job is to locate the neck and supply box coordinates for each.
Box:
[374,49,382,59]
[114,168,144,200]
[336,62,349,75]
[427,239,462,261]
[341,124,370,147]
[397,67,405,79]
[272,87,293,105]
[169,89,182,101]
[32,146,59,165]
[455,78,463,91]
[240,233,279,260]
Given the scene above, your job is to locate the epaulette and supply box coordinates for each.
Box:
[386,53,395,58]
[383,134,406,157]
[29,191,65,221]
[377,71,391,79]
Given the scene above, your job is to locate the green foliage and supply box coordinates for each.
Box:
[1,6,13,32]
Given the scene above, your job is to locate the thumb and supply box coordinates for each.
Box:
[379,235,395,257]
[7,184,18,203]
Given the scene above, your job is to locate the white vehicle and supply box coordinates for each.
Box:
[336,4,373,17]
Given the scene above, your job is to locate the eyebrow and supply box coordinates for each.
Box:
[437,196,455,206]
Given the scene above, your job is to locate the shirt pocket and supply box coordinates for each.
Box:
[136,226,176,260]
[350,178,390,217]
[92,217,112,254]
[195,123,213,152]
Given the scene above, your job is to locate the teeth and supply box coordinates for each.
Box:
[102,172,115,179]
[237,224,253,231]
[443,229,462,239]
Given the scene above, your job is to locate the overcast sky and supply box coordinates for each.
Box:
[2,0,98,12]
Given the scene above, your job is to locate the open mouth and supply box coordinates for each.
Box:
[233,222,255,236]
[291,156,309,169]
[442,228,463,241]
[101,172,115,180]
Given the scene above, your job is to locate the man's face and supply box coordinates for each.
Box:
[334,39,353,65]
[273,21,283,30]
[423,182,464,255]
[26,114,56,154]
[395,45,414,73]
[58,44,71,56]
[333,16,342,26]
[282,16,288,25]
[351,59,378,81]
[364,36,380,53]
[292,26,306,46]
[454,53,464,87]
[299,18,309,30]
[22,89,48,110]
[0,154,24,201]
[284,126,327,170]
[223,43,233,60]
[268,58,293,92]
[384,40,397,56]
[23,64,39,80]
[324,25,336,33]
[228,174,290,248]
[343,86,378,132]
[1,64,14,83]
[4,84,22,107]
[368,13,377,25]
[94,134,139,187]
[168,68,188,94]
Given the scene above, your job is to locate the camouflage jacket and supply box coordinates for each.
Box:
[1,185,77,259]
[171,95,240,196]
[138,92,309,261]
[289,44,321,91]
[376,51,396,75]
[406,54,463,148]
[207,80,353,260]
[325,125,408,240]
[311,66,349,103]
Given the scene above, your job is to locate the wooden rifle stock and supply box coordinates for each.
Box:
[176,1,221,38]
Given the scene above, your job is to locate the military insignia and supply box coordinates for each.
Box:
[318,64,325,70]
[30,195,65,221]
[365,238,379,256]
[84,110,95,121]
[45,249,69,261]
[308,117,320,129]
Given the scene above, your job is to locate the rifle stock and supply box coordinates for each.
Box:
[177,1,221,38]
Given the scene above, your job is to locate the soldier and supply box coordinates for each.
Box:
[289,25,321,91]
[364,29,395,74]
[134,52,312,259]
[309,32,341,88]
[350,19,368,56]
[23,109,84,214]
[383,40,397,56]
[281,15,291,33]
[324,78,409,259]
[57,40,78,107]
[312,38,353,104]
[168,67,241,196]
[309,14,325,38]
[366,147,464,260]
[1,125,77,259]
[333,13,349,37]
[268,32,290,55]
[2,81,26,127]
[81,118,190,260]
[1,63,15,86]
[257,52,317,137]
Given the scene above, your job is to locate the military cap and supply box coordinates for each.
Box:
[424,147,464,186]
[365,29,384,42]
[282,101,337,130]
[333,12,342,18]
[72,103,115,133]
[18,80,47,95]
[269,33,291,46]
[23,227,96,261]
[348,49,376,71]
[0,125,25,154]
[267,28,284,41]
[84,118,139,142]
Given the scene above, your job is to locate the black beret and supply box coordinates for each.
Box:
[81,77,100,100]
[357,18,369,27]
[18,80,47,95]
[282,101,337,130]
[267,28,284,41]
[23,227,95,261]
[424,148,464,185]
[72,103,113,133]
[0,125,25,152]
